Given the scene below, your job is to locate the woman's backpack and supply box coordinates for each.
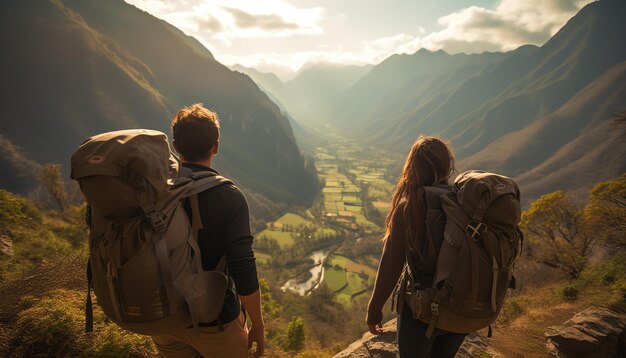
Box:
[398,170,523,338]
[71,129,232,335]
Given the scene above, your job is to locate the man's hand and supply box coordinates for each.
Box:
[248,323,265,357]
[368,322,384,335]
[240,289,265,357]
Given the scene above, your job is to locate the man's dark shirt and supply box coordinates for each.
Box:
[182,163,259,325]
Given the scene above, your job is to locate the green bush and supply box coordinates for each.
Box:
[0,189,41,228]
[282,316,305,352]
[561,285,579,302]
[9,289,156,357]
[502,300,525,322]
[580,253,626,286]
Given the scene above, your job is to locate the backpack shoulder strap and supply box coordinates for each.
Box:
[187,175,233,196]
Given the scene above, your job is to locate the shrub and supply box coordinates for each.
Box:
[561,285,579,302]
[502,300,524,322]
[0,189,41,229]
[282,316,305,352]
[8,289,156,357]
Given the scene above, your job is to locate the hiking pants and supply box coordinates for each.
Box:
[397,305,467,358]
[151,312,248,358]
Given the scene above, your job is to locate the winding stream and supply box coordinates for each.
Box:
[280,248,331,296]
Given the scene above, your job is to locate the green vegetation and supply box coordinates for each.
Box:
[522,175,626,279]
[0,189,81,278]
[560,285,579,301]
[324,267,348,293]
[522,190,593,278]
[8,289,156,357]
[322,255,376,304]
[585,174,626,250]
[282,316,305,352]
[276,213,311,228]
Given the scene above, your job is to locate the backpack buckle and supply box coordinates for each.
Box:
[145,208,166,233]
[430,302,439,315]
[466,221,485,241]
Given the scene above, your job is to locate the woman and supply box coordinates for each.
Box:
[366,135,466,357]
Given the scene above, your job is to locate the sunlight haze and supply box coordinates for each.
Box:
[125,0,592,80]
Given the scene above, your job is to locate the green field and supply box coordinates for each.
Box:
[255,251,272,264]
[324,254,376,303]
[324,266,348,292]
[341,195,361,204]
[256,229,296,247]
[323,187,342,194]
[275,213,311,227]
[337,272,369,296]
[344,205,362,213]
[314,227,338,239]
[354,213,378,227]
[328,255,376,277]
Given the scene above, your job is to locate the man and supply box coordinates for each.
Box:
[151,103,265,357]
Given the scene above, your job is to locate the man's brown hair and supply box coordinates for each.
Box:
[171,103,220,162]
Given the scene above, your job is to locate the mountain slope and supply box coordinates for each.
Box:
[319,0,625,202]
[0,0,318,204]
[463,61,626,202]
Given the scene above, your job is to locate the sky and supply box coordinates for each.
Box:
[125,0,592,80]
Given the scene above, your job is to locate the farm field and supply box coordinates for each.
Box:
[324,254,377,303]
[256,229,296,248]
[257,211,342,249]
[254,131,397,303]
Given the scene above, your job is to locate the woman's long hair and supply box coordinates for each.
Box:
[384,135,455,261]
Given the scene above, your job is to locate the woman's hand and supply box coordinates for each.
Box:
[368,322,384,335]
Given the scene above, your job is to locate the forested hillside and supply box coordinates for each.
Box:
[0,0,318,204]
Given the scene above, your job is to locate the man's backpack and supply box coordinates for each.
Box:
[71,129,232,335]
[398,170,523,338]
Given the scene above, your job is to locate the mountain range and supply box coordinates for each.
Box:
[238,0,626,203]
[0,0,318,204]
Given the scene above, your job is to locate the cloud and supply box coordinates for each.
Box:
[125,0,324,43]
[223,7,298,32]
[420,0,593,53]
[126,0,593,76]
[195,14,225,33]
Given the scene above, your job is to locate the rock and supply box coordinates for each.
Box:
[333,320,397,358]
[457,332,502,357]
[546,307,626,358]
[333,319,500,357]
[0,235,13,257]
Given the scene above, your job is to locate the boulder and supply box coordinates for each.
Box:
[333,319,500,357]
[546,307,626,358]
[0,235,13,257]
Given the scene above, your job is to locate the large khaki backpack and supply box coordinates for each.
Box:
[71,129,232,335]
[397,170,523,338]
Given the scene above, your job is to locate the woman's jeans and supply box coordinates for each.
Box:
[397,305,467,357]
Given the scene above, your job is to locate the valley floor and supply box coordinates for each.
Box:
[254,131,396,302]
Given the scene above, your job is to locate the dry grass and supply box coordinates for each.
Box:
[0,254,85,326]
[490,254,626,357]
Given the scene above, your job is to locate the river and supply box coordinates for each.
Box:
[280,248,331,296]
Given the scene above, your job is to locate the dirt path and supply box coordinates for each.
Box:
[491,303,578,357]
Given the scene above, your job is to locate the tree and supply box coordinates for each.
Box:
[282,316,305,352]
[585,174,626,251]
[39,164,67,211]
[521,191,593,278]
[259,278,282,317]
